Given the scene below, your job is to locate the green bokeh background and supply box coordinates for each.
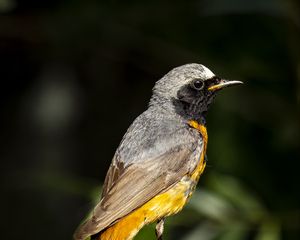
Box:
[0,0,299,239]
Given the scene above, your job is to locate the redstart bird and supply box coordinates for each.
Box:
[74,63,242,240]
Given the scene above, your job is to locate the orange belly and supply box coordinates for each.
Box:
[100,121,207,240]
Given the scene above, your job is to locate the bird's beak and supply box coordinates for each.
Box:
[208,79,243,91]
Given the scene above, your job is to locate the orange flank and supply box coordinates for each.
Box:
[99,121,207,240]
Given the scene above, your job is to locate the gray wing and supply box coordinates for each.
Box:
[74,115,203,240]
[74,140,202,240]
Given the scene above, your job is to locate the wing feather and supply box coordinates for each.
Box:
[73,142,201,240]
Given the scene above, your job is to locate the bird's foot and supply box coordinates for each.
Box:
[155,218,165,240]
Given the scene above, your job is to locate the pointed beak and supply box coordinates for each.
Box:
[208,79,243,91]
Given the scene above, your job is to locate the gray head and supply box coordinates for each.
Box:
[150,63,242,121]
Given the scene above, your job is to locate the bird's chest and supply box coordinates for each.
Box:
[184,120,208,197]
[189,120,207,175]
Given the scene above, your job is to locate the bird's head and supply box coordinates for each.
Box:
[150,63,242,121]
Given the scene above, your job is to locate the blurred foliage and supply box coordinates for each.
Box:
[0,0,299,240]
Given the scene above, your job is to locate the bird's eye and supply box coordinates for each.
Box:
[192,79,204,90]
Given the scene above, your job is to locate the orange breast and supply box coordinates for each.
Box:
[188,120,207,182]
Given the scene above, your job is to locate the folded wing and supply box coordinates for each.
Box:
[74,139,202,240]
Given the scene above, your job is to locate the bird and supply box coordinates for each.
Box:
[74,63,242,240]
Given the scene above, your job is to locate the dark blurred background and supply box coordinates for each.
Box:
[1,0,299,239]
